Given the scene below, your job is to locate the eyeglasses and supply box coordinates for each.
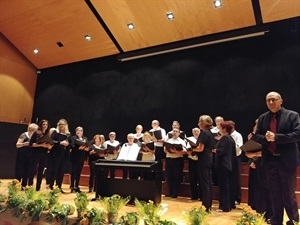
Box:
[266,98,280,103]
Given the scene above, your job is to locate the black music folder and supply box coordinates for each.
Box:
[94,146,107,155]
[140,142,155,152]
[150,130,162,140]
[163,142,184,152]
[75,139,93,147]
[185,137,198,148]
[240,139,262,153]
[36,135,54,145]
[106,143,120,154]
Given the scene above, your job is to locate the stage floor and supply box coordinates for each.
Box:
[0,179,278,225]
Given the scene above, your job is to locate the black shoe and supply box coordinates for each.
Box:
[88,188,93,193]
[266,219,271,224]
[70,188,76,193]
[75,188,81,193]
[91,198,97,201]
[60,189,66,194]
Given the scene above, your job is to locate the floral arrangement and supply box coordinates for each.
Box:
[182,205,209,225]
[98,194,130,224]
[74,192,89,218]
[119,211,140,225]
[79,207,106,225]
[47,187,61,208]
[236,207,265,225]
[134,199,169,225]
[45,203,75,225]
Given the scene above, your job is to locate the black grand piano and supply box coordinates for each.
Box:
[94,159,162,204]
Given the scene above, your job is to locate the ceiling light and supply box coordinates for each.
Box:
[166,12,175,20]
[213,0,223,8]
[33,49,39,54]
[127,23,135,30]
[85,35,91,41]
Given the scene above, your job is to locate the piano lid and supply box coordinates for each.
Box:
[94,159,162,170]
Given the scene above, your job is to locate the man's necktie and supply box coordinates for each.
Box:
[269,114,277,153]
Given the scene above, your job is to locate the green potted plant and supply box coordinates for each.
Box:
[236,207,265,225]
[182,205,209,225]
[74,192,89,219]
[134,199,168,225]
[45,203,75,225]
[47,187,61,208]
[119,211,140,225]
[80,207,106,225]
[23,187,49,221]
[158,220,178,225]
[98,194,130,224]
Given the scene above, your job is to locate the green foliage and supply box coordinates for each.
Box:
[98,194,130,214]
[79,207,106,225]
[74,192,89,218]
[236,208,265,225]
[182,205,209,225]
[119,212,140,225]
[7,179,21,196]
[134,199,168,225]
[47,187,62,208]
[157,219,178,225]
[45,203,75,225]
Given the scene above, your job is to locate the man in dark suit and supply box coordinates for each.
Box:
[254,91,300,225]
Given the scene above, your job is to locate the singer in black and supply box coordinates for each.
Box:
[48,119,72,193]
[29,120,52,191]
[15,123,38,189]
[254,91,300,225]
[70,126,89,193]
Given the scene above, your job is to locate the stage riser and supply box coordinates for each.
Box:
[63,161,300,203]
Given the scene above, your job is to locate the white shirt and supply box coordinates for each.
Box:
[149,127,166,147]
[231,130,243,156]
[104,140,120,160]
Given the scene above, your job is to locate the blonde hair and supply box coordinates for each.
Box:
[199,115,213,129]
[56,119,70,134]
[28,123,38,132]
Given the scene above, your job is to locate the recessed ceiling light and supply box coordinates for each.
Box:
[127,23,135,30]
[213,0,223,8]
[166,12,175,20]
[85,35,91,41]
[33,49,39,54]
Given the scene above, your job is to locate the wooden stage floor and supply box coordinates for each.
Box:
[0,179,291,225]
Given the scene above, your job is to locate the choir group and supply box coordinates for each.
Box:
[14,116,252,214]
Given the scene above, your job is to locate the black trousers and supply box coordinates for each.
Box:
[165,157,183,197]
[188,159,200,199]
[15,148,31,187]
[197,162,213,210]
[217,166,232,212]
[29,150,47,191]
[70,160,84,188]
[264,159,299,225]
[47,151,65,189]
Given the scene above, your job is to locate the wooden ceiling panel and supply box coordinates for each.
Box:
[0,0,119,69]
[259,0,300,23]
[91,0,256,51]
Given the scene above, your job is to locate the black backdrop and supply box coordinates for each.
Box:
[33,18,300,145]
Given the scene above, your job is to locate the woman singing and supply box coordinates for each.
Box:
[70,126,89,193]
[29,120,52,191]
[48,119,72,193]
[15,123,38,190]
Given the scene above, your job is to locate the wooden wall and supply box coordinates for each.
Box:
[0,33,37,123]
